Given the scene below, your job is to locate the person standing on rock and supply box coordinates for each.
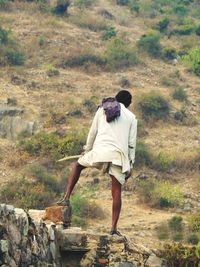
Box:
[57,90,137,236]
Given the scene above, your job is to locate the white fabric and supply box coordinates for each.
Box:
[78,103,137,184]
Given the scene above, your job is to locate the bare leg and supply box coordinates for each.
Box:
[110,175,122,231]
[64,162,86,200]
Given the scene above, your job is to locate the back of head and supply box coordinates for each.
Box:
[115,90,132,108]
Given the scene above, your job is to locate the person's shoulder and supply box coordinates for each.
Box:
[120,104,136,120]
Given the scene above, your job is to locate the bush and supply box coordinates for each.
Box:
[25,163,60,193]
[172,24,194,35]
[195,25,200,36]
[119,77,131,87]
[129,0,140,14]
[0,27,9,44]
[156,17,170,32]
[0,0,11,10]
[102,26,117,40]
[137,92,170,121]
[137,31,162,57]
[74,0,96,9]
[183,48,200,76]
[116,0,128,5]
[20,130,86,159]
[83,95,98,113]
[46,64,60,76]
[172,87,187,101]
[71,191,104,227]
[52,0,70,15]
[156,222,169,240]
[169,216,183,232]
[172,4,189,17]
[187,234,199,245]
[187,214,200,232]
[135,140,152,167]
[0,177,55,209]
[154,151,175,172]
[5,49,26,65]
[64,54,105,68]
[137,179,184,208]
[104,37,138,71]
[162,47,177,60]
[162,243,200,267]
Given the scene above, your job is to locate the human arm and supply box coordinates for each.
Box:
[128,118,137,169]
[83,108,99,152]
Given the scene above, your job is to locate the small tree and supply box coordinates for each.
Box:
[183,48,200,76]
[137,31,162,57]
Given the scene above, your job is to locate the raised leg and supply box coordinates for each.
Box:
[64,162,86,200]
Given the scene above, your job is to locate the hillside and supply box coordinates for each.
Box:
[0,0,200,254]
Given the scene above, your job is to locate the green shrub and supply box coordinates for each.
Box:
[172,24,194,35]
[64,54,105,68]
[195,25,200,36]
[38,35,45,46]
[116,0,128,6]
[0,0,11,10]
[137,31,162,57]
[135,140,152,166]
[137,179,184,208]
[129,0,140,14]
[156,17,170,32]
[183,48,200,76]
[102,26,117,40]
[187,234,199,245]
[0,27,9,44]
[74,0,96,9]
[119,77,131,87]
[20,130,86,159]
[83,95,98,113]
[156,222,169,240]
[0,177,55,209]
[46,64,60,76]
[25,163,60,193]
[169,216,183,232]
[173,232,183,241]
[104,37,138,71]
[5,49,26,65]
[138,92,170,121]
[71,192,104,227]
[162,47,177,60]
[154,151,175,172]
[52,0,70,15]
[172,87,187,101]
[187,214,200,232]
[162,242,200,267]
[172,4,189,16]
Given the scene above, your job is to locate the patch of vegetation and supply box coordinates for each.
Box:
[154,151,175,172]
[183,48,200,76]
[0,177,55,209]
[187,234,199,245]
[102,26,117,40]
[137,179,184,208]
[83,95,98,113]
[169,216,183,232]
[162,242,200,267]
[104,37,138,71]
[174,106,198,126]
[64,53,105,68]
[162,47,177,60]
[38,35,45,46]
[46,64,60,76]
[74,0,97,9]
[129,0,140,14]
[135,140,152,167]
[0,0,12,10]
[137,31,162,57]
[19,130,86,160]
[116,0,128,6]
[172,24,195,35]
[156,222,169,240]
[172,86,188,101]
[71,189,104,227]
[187,214,200,232]
[137,92,170,122]
[119,77,131,88]
[52,0,70,15]
[156,17,170,32]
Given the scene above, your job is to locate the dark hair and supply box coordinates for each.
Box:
[115,90,132,108]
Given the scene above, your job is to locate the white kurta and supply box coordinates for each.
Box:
[79,103,137,177]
